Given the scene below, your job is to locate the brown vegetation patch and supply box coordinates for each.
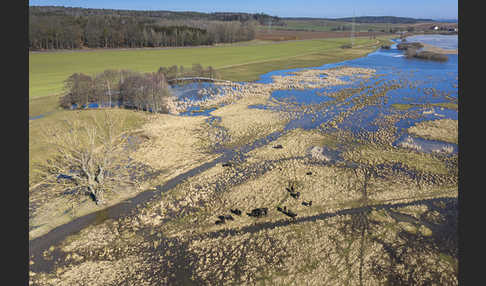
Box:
[256,30,384,41]
[407,119,458,144]
[130,113,219,182]
[210,96,289,147]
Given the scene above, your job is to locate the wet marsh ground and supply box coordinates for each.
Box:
[29,40,458,285]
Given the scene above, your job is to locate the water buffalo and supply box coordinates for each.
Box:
[290,191,300,199]
[277,206,297,218]
[302,200,312,206]
[247,208,268,218]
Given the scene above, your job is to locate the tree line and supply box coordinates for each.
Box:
[30,6,282,24]
[60,64,219,112]
[29,6,283,50]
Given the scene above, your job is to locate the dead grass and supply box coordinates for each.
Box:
[210,95,289,147]
[407,119,458,144]
[29,109,151,240]
[130,113,219,183]
[246,128,338,162]
[343,144,450,175]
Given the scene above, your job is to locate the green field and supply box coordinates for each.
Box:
[29,36,387,101]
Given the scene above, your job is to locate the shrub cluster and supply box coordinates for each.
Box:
[403,47,448,62]
[396,42,424,50]
[60,64,217,112]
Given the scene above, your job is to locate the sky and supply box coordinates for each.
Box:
[29,0,458,20]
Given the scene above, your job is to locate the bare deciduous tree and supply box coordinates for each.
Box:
[39,111,132,205]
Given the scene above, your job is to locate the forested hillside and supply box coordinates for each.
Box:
[29,6,283,50]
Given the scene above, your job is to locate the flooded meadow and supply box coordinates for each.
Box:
[29,35,458,285]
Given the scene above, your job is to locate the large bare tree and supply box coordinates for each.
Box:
[39,111,132,205]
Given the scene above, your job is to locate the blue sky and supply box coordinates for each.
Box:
[29,0,458,19]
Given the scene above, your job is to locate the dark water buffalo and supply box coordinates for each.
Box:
[247,208,268,218]
[277,206,297,218]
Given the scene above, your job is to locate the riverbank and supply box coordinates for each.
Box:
[405,34,458,55]
[421,42,458,54]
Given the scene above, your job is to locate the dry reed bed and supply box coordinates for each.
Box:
[209,95,290,147]
[31,132,458,285]
[169,66,377,114]
[246,128,337,162]
[130,113,219,183]
[33,201,457,285]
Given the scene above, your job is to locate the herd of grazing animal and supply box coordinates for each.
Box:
[215,176,314,224]
[216,145,316,225]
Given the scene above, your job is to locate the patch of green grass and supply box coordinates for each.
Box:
[217,44,377,82]
[29,94,63,118]
[391,102,458,111]
[430,102,458,110]
[391,103,415,110]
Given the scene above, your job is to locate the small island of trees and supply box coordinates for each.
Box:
[60,64,219,112]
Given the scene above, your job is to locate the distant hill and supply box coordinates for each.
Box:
[434,19,458,23]
[327,16,435,24]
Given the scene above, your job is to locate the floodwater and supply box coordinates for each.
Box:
[30,34,458,272]
[405,34,458,50]
[174,35,458,153]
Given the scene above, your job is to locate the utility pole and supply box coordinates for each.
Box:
[351,10,355,47]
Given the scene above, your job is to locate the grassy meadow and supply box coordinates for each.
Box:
[29,36,389,101]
